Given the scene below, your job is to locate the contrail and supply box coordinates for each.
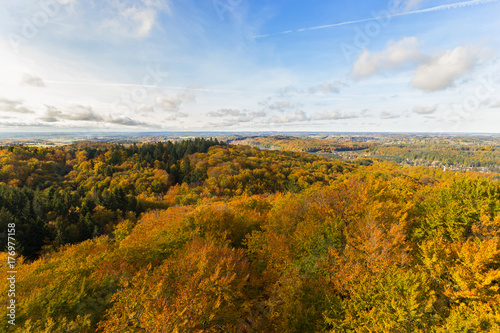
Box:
[254,0,498,38]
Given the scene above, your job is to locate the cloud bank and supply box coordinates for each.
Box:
[351,37,484,92]
[351,37,425,79]
[412,46,481,91]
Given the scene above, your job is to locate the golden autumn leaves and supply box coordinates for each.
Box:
[0,144,499,332]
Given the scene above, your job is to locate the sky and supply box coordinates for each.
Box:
[0,0,499,133]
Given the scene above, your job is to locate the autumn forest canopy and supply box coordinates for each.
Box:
[1,135,500,332]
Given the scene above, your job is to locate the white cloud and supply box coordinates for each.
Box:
[413,105,438,114]
[236,116,252,122]
[351,37,425,79]
[412,46,481,91]
[2,0,169,42]
[21,74,45,87]
[206,108,265,124]
[490,100,500,108]
[98,0,170,38]
[39,105,103,122]
[277,85,298,97]
[351,38,485,92]
[108,116,149,126]
[268,101,293,110]
[0,98,35,114]
[380,111,400,119]
[0,121,53,128]
[209,119,239,127]
[125,8,156,37]
[271,109,309,123]
[155,91,195,112]
[250,111,266,117]
[136,104,154,113]
[163,112,188,121]
[155,96,182,111]
[38,104,152,126]
[313,110,357,120]
[258,96,302,112]
[207,108,243,117]
[65,105,104,121]
[309,81,344,94]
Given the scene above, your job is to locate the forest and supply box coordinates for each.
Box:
[0,137,499,332]
[231,134,500,174]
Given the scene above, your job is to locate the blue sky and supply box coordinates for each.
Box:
[0,0,499,132]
